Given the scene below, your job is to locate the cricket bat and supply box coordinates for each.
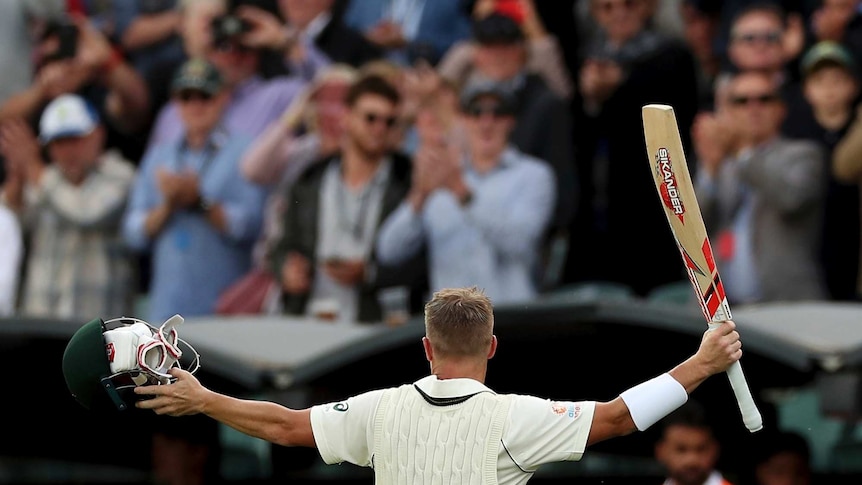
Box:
[642,104,763,433]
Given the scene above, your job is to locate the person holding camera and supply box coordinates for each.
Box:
[0,13,151,161]
[236,0,383,74]
[144,0,305,152]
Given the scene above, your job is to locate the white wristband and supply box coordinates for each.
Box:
[619,373,688,431]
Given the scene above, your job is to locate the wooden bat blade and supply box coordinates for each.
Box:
[642,104,763,433]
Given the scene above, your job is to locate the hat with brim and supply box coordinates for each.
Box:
[39,94,100,145]
[801,41,859,79]
[171,58,224,96]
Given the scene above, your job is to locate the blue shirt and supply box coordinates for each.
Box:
[375,147,556,303]
[122,130,267,323]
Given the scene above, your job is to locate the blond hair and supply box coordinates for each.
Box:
[424,287,494,358]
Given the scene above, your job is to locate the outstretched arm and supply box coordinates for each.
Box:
[586,320,742,445]
[135,368,316,448]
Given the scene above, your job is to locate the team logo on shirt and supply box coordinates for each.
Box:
[332,402,349,412]
[550,402,581,419]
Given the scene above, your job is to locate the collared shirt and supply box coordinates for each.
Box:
[376,146,556,303]
[145,74,304,152]
[0,203,22,316]
[122,129,267,323]
[310,375,595,485]
[309,157,393,322]
[20,150,136,320]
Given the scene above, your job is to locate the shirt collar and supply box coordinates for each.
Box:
[414,375,495,399]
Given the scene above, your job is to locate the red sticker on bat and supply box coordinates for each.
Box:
[656,147,686,223]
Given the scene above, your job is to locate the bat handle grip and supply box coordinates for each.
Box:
[708,321,763,432]
[726,360,763,432]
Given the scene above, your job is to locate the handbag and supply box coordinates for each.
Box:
[215,268,279,315]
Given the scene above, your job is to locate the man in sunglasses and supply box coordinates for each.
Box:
[695,69,827,305]
[268,74,428,324]
[376,80,555,304]
[122,58,267,324]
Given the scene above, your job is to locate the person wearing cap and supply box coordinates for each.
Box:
[122,58,267,324]
[438,0,574,100]
[783,41,861,302]
[142,0,305,153]
[0,94,136,319]
[375,79,556,304]
[442,11,575,288]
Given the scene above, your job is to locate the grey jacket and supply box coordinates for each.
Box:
[700,137,828,303]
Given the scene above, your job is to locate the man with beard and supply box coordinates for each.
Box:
[269,73,427,323]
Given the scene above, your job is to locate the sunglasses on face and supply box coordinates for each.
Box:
[597,0,638,14]
[176,90,214,102]
[729,93,780,106]
[732,31,782,45]
[363,112,398,129]
[214,41,253,54]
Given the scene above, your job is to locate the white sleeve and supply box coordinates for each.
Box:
[503,395,596,470]
[310,389,385,466]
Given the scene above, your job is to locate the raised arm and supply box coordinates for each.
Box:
[135,368,316,448]
[586,320,742,446]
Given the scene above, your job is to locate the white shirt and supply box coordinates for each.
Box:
[310,375,596,484]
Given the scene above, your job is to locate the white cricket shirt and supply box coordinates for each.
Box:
[309,375,596,484]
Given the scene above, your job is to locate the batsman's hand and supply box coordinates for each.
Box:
[134,368,208,416]
[696,320,742,376]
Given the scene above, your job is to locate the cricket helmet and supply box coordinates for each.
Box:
[62,315,199,412]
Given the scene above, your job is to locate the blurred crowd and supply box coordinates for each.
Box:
[2,0,862,327]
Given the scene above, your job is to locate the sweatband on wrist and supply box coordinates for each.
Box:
[619,373,688,431]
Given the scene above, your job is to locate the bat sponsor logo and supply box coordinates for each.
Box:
[655,147,685,222]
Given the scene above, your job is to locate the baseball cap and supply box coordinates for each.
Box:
[39,94,100,144]
[473,13,525,45]
[459,79,517,115]
[170,57,224,95]
[800,41,859,78]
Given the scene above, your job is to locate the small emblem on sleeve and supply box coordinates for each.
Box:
[550,401,581,419]
[333,402,349,412]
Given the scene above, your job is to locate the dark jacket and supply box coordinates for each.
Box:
[269,152,427,322]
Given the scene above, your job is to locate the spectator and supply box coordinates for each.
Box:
[466,12,576,285]
[747,430,812,485]
[724,2,808,121]
[0,94,136,320]
[697,69,827,304]
[437,0,575,100]
[0,202,22,317]
[376,80,556,304]
[236,0,382,76]
[341,0,472,67]
[784,41,861,301]
[654,400,736,485]
[268,74,426,324]
[122,58,267,324]
[239,63,358,305]
[0,13,152,161]
[144,0,305,150]
[566,0,699,296]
